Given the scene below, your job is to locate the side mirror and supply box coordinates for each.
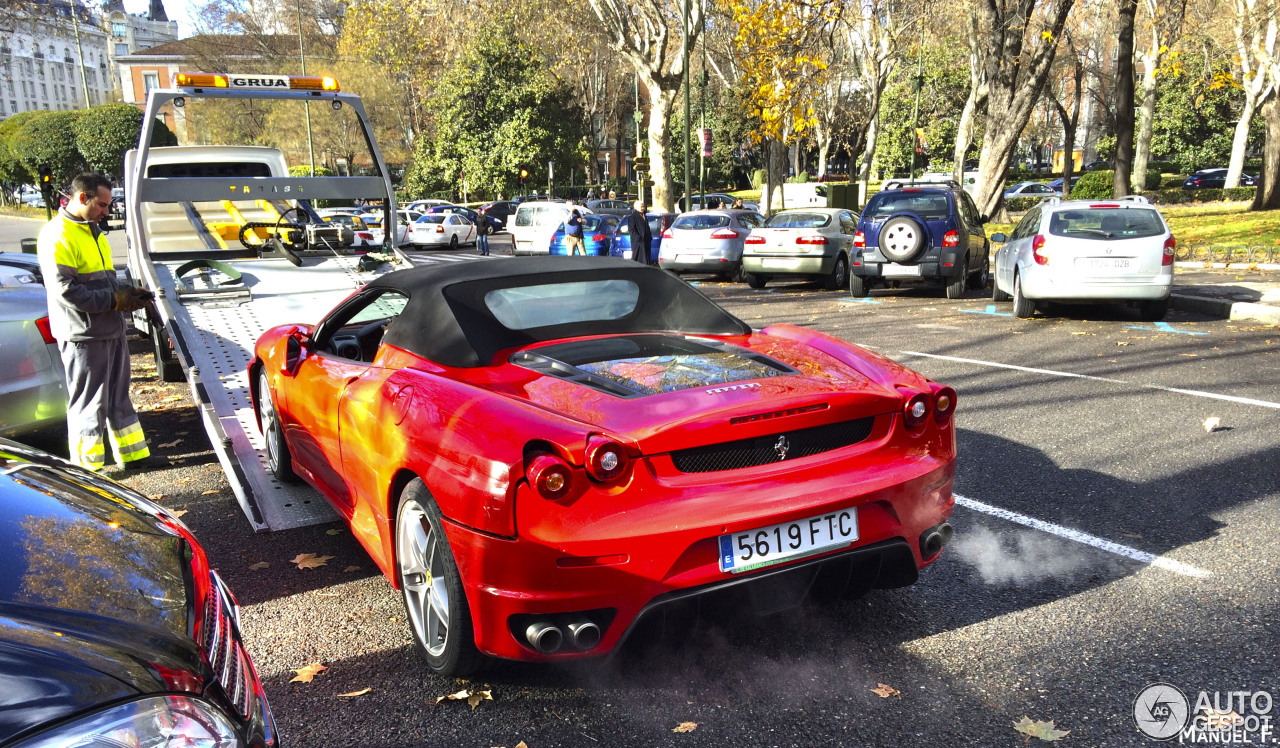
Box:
[990,233,1007,243]
[284,327,311,375]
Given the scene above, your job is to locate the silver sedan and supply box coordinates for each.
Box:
[0,267,67,437]
[740,207,859,290]
[657,210,764,280]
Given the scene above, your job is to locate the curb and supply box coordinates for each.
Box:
[1170,292,1280,326]
[1174,261,1280,271]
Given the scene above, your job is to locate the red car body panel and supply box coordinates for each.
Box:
[251,262,957,664]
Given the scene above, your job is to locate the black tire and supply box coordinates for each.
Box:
[152,328,184,383]
[1139,298,1169,321]
[848,272,867,298]
[256,369,298,483]
[745,272,769,289]
[396,480,483,677]
[449,234,459,250]
[944,261,967,299]
[823,254,849,291]
[992,273,1012,302]
[1012,272,1036,318]
[968,250,990,290]
[878,216,927,263]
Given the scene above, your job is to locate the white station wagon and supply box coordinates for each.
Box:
[990,196,1175,320]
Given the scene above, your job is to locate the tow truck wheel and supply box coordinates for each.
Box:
[257,369,298,483]
[152,329,184,383]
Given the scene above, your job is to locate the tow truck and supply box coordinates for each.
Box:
[125,72,406,532]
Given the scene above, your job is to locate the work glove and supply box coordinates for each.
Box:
[113,287,149,313]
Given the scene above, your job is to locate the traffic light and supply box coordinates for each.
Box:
[519,166,529,180]
[38,164,51,185]
[633,156,650,173]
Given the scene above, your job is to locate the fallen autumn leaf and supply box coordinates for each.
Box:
[1013,716,1070,741]
[157,439,181,448]
[291,553,334,570]
[871,683,901,698]
[337,688,372,698]
[673,722,698,733]
[289,663,327,683]
[1203,416,1222,433]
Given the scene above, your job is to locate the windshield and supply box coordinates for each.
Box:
[765,212,831,229]
[485,280,640,330]
[1048,208,1166,240]
[673,214,731,230]
[863,193,950,220]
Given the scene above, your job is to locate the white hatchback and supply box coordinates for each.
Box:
[991,197,1174,320]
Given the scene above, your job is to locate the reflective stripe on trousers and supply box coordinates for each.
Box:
[58,336,150,471]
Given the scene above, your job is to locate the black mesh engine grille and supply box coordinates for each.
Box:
[670,417,877,473]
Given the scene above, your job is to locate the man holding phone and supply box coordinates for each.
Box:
[37,172,160,472]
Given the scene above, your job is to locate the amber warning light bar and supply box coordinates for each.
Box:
[172,72,339,92]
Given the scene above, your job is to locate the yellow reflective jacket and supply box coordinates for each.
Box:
[36,211,125,342]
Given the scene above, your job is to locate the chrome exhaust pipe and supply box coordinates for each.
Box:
[920,522,954,557]
[524,622,564,654]
[566,620,601,651]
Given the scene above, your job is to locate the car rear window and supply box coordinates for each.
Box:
[673,214,731,230]
[561,216,606,232]
[1048,208,1165,240]
[416,215,447,224]
[765,212,831,228]
[647,217,663,233]
[863,193,951,220]
[485,280,640,330]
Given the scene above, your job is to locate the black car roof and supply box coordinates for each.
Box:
[371,257,752,368]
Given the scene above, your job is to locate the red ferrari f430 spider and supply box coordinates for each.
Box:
[251,256,956,675]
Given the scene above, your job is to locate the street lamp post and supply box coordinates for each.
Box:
[296,0,316,175]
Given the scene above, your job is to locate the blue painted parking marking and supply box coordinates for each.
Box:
[960,305,1013,317]
[839,297,882,304]
[1125,322,1209,335]
[751,289,778,294]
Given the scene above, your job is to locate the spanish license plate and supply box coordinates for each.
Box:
[1078,257,1131,271]
[718,509,858,574]
[677,253,702,264]
[882,264,923,277]
[762,258,802,270]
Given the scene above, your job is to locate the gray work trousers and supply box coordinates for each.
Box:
[58,336,149,471]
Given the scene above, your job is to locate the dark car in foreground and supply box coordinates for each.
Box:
[0,438,278,748]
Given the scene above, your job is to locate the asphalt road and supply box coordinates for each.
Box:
[11,225,1280,747]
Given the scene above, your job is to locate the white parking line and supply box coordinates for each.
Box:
[901,351,1280,410]
[954,494,1211,578]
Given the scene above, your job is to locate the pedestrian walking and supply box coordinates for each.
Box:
[565,208,586,255]
[625,200,653,265]
[475,210,491,255]
[37,172,160,473]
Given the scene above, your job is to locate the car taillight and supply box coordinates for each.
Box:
[1090,204,1119,209]
[854,231,865,248]
[942,230,959,248]
[435,225,444,233]
[709,228,739,239]
[662,229,674,239]
[357,232,373,240]
[591,233,606,242]
[745,235,766,244]
[1163,235,1176,265]
[1032,235,1049,265]
[903,393,931,431]
[796,235,827,245]
[585,435,630,482]
[931,386,957,425]
[527,454,573,501]
[35,316,55,344]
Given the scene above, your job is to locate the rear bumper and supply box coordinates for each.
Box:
[443,435,955,662]
[659,257,742,274]
[1019,265,1173,300]
[0,349,68,437]
[742,253,835,276]
[853,249,964,279]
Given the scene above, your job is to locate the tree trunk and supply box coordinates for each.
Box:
[1226,94,1259,189]
[816,129,831,178]
[789,141,801,181]
[1113,0,1138,197]
[1133,50,1158,192]
[858,112,880,206]
[952,86,979,184]
[643,79,679,212]
[1252,98,1280,210]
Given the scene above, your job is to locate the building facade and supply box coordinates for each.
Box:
[0,1,112,119]
[105,0,178,95]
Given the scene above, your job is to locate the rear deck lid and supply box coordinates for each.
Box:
[1046,206,1168,276]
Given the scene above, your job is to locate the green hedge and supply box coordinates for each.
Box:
[1144,187,1255,204]
[1148,160,1179,174]
[751,168,767,189]
[1071,170,1113,199]
[1004,196,1051,213]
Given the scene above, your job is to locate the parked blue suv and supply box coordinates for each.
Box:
[851,182,990,298]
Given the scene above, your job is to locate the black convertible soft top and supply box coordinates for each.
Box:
[371,256,752,367]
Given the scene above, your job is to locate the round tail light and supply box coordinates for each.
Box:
[903,393,931,430]
[585,435,630,482]
[527,454,573,500]
[932,386,957,424]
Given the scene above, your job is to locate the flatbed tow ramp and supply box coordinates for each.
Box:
[126,73,407,531]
